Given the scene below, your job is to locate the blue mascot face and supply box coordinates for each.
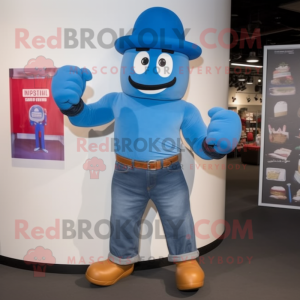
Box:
[29,105,45,122]
[115,7,202,100]
[120,48,190,101]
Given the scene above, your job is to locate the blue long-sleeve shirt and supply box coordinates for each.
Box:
[69,92,213,161]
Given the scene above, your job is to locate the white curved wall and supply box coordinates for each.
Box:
[0,0,231,264]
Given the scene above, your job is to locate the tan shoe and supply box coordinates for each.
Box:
[85,259,134,286]
[176,259,205,290]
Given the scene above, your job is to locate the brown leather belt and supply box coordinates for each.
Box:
[116,154,179,170]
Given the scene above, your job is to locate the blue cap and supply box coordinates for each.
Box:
[115,7,202,60]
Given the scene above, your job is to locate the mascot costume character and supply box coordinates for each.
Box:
[51,7,241,291]
[29,105,48,153]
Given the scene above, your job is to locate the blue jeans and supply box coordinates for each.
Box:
[35,123,45,149]
[108,160,199,265]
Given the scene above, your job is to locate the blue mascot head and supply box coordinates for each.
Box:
[29,105,45,122]
[115,7,202,101]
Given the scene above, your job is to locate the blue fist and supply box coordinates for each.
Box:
[51,65,92,111]
[206,107,242,154]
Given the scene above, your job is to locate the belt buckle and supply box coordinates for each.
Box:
[147,160,157,170]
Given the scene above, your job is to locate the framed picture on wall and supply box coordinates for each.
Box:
[9,68,64,163]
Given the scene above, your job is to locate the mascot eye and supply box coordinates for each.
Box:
[141,57,149,65]
[134,51,150,74]
[158,58,166,67]
[156,53,173,78]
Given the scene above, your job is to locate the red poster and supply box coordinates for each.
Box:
[10,68,64,161]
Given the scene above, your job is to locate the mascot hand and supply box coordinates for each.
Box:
[51,65,92,111]
[206,107,242,155]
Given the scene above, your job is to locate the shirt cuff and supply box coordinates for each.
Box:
[60,98,84,117]
[202,138,226,160]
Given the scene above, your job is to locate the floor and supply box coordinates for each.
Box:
[12,138,64,161]
[1,158,300,299]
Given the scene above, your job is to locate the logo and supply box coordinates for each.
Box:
[83,157,106,179]
[24,55,56,69]
[23,246,56,277]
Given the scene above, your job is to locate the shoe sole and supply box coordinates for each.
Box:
[177,281,204,291]
[85,267,134,286]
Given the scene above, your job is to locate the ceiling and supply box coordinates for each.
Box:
[230,0,300,69]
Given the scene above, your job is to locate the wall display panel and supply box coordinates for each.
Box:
[259,45,300,210]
